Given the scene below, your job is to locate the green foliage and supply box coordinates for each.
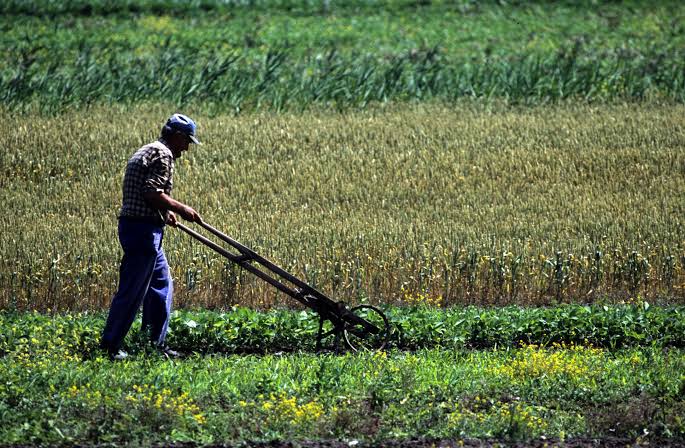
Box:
[1,312,684,445]
[3,2,684,444]
[3,44,684,112]
[2,1,685,111]
[1,304,683,357]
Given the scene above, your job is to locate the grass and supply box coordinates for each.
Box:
[2,0,684,110]
[4,1,683,59]
[3,304,684,358]
[3,2,684,446]
[2,306,683,443]
[1,102,684,310]
[2,311,684,445]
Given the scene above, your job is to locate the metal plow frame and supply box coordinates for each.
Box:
[176,221,390,351]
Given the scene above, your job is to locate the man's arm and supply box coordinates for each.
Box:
[143,191,202,224]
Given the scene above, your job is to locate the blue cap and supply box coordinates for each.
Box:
[166,113,201,145]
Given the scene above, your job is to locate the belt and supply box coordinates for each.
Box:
[119,215,165,225]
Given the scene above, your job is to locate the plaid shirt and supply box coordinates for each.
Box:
[119,140,174,223]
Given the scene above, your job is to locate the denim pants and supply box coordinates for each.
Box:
[101,218,173,351]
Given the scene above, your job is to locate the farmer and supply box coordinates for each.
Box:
[100,113,203,361]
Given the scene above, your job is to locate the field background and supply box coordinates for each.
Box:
[2,1,685,445]
[2,0,685,111]
[1,0,684,311]
[1,305,684,444]
[2,103,684,310]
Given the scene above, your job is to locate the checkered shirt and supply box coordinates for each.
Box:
[119,140,174,222]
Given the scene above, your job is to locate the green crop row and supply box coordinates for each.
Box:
[6,1,682,62]
[3,1,684,111]
[1,312,684,444]
[2,304,684,357]
[4,44,684,113]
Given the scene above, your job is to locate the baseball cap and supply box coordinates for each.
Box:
[166,113,201,145]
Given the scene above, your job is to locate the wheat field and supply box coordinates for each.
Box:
[1,102,683,310]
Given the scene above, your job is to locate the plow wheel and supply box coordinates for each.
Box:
[343,304,390,352]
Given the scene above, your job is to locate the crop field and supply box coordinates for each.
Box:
[2,0,685,111]
[1,306,685,445]
[2,103,684,310]
[2,0,685,447]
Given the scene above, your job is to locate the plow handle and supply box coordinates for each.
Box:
[175,221,382,336]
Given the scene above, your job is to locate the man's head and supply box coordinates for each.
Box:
[161,113,201,158]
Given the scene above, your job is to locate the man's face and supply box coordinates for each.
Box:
[169,133,191,159]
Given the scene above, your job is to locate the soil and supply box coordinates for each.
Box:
[152,437,685,448]
[6,436,685,448]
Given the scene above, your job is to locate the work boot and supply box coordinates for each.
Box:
[101,341,128,361]
[108,349,129,361]
[157,345,181,359]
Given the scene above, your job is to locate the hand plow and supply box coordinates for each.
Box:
[176,221,390,351]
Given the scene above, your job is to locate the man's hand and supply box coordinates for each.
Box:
[143,191,202,224]
[179,205,202,223]
[166,211,178,227]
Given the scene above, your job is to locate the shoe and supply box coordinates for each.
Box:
[100,341,128,361]
[157,345,181,359]
[108,349,129,361]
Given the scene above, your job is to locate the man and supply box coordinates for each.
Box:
[101,113,202,361]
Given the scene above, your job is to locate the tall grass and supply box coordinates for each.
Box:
[1,103,683,310]
[2,0,685,111]
[4,45,684,113]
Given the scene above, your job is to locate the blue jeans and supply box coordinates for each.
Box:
[101,218,173,351]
